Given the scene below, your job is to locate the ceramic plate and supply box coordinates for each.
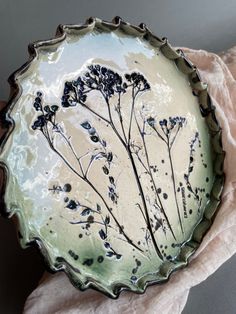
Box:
[0,17,225,298]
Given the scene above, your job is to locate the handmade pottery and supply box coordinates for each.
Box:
[0,17,225,298]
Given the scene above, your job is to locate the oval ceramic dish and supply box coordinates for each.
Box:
[0,17,225,298]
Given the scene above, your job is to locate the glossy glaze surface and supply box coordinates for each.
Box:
[0,19,223,298]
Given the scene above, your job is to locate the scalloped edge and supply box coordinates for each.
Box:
[0,16,225,298]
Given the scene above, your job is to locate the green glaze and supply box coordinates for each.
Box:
[0,17,225,298]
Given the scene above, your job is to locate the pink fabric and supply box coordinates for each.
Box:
[24,46,236,314]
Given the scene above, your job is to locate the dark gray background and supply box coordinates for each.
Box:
[0,1,236,313]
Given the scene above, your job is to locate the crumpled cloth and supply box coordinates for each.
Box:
[24,46,236,314]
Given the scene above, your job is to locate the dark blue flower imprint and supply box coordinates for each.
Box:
[31,64,210,269]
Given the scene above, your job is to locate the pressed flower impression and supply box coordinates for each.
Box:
[0,18,224,297]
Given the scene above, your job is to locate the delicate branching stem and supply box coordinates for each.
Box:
[33,67,169,260]
[127,145,163,259]
[84,152,103,177]
[128,87,139,145]
[109,102,163,258]
[42,121,144,253]
[185,132,203,211]
[80,102,110,124]
[101,89,163,259]
[170,124,181,150]
[135,116,177,240]
[149,118,185,236]
[166,134,184,234]
[103,96,127,148]
[116,92,128,144]
[153,127,167,144]
[69,219,114,230]
[84,178,143,252]
[136,203,147,223]
[80,95,149,233]
[133,145,150,175]
[50,120,85,176]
